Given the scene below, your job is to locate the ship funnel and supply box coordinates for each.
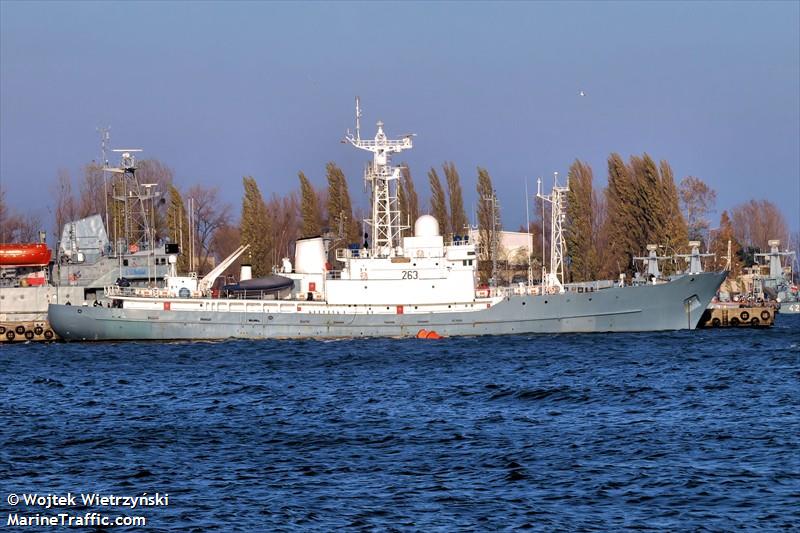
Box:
[240,264,252,281]
[295,237,326,274]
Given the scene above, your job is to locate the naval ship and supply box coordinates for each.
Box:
[48,104,726,341]
[756,240,799,314]
[1,146,170,343]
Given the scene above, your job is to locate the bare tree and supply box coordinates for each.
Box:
[78,162,107,219]
[186,185,232,274]
[265,191,299,268]
[731,199,789,251]
[135,159,175,240]
[210,222,241,281]
[679,176,717,244]
[52,168,77,239]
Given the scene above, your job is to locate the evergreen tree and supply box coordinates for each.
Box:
[564,160,597,282]
[443,161,468,236]
[326,162,359,245]
[240,176,272,277]
[166,184,190,273]
[428,168,449,236]
[476,167,499,284]
[298,171,322,238]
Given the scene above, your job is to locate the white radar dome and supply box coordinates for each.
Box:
[414,215,440,237]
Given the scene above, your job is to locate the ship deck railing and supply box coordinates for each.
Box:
[478,279,617,298]
[336,243,480,261]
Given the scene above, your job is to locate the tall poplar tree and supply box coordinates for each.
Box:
[240,176,272,277]
[166,184,190,273]
[326,162,359,244]
[631,153,666,248]
[428,168,449,236]
[603,153,639,276]
[398,166,420,236]
[659,160,688,262]
[476,167,499,284]
[298,171,322,238]
[564,160,597,282]
[443,161,467,236]
[402,167,420,227]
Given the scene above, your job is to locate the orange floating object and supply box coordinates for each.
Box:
[416,329,442,339]
[0,243,51,266]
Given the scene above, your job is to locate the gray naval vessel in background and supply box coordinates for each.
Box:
[49,101,726,341]
[1,145,170,342]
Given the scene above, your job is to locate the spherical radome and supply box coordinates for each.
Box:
[414,215,439,237]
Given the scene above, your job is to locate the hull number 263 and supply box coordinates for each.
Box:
[401,271,419,280]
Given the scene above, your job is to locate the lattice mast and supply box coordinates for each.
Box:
[482,190,501,286]
[108,150,160,253]
[537,172,569,292]
[344,97,414,256]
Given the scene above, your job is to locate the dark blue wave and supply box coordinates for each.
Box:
[1,315,798,531]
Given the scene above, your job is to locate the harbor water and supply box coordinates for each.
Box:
[1,315,798,531]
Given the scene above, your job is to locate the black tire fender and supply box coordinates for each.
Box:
[760,310,770,321]
[740,310,750,321]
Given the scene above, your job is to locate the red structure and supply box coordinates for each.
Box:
[0,243,51,267]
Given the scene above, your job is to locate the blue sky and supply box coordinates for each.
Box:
[2,1,798,234]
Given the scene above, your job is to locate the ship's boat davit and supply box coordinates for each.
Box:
[222,275,294,298]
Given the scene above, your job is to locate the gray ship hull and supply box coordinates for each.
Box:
[48,272,726,341]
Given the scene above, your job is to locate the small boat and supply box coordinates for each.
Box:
[0,243,51,266]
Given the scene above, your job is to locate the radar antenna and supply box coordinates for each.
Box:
[634,244,672,279]
[344,98,414,256]
[674,241,715,274]
[755,240,795,279]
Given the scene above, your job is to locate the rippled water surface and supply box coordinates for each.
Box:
[2,315,799,531]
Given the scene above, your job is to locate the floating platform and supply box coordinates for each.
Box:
[698,305,775,328]
[1,320,58,342]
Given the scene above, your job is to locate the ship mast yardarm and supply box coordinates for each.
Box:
[344,97,414,257]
